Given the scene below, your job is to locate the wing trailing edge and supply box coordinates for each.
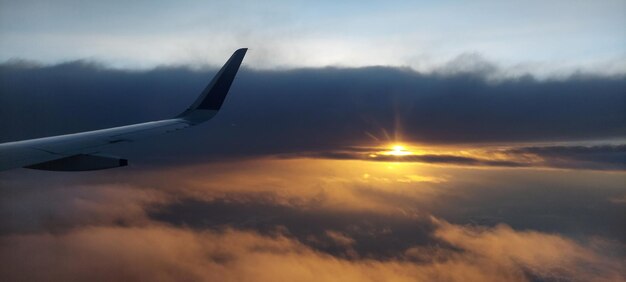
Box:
[25,154,128,171]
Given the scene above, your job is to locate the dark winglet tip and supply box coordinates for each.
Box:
[177,48,247,119]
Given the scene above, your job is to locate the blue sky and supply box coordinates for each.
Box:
[1,0,625,76]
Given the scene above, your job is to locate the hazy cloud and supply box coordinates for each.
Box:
[1,1,625,76]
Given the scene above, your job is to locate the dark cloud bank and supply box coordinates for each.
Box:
[1,60,625,167]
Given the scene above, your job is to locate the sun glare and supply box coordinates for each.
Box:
[385,144,413,156]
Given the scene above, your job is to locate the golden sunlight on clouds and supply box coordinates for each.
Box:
[2,157,624,281]
[1,221,622,282]
[433,220,625,281]
[125,157,624,221]
[147,158,448,215]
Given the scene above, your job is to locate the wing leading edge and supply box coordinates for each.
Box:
[0,48,247,171]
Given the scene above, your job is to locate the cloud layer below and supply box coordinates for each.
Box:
[1,158,625,281]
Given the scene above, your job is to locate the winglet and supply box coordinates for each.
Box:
[178,48,247,123]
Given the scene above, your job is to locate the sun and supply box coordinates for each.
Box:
[368,143,421,159]
[385,144,413,156]
[392,145,405,152]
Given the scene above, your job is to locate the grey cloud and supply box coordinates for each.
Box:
[286,151,526,167]
[150,197,442,260]
[508,144,626,170]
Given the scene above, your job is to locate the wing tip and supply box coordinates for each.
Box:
[177,48,248,123]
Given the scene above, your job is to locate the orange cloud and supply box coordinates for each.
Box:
[1,158,623,281]
[126,158,450,215]
[433,219,625,281]
[1,221,623,282]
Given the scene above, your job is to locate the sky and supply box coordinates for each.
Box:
[1,0,625,76]
[1,1,625,281]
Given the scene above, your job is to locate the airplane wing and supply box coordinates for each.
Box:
[0,48,247,171]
